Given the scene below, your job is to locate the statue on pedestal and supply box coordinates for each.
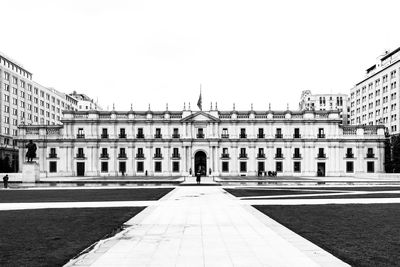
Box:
[26,140,37,162]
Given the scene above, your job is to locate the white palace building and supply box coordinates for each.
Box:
[17,106,387,177]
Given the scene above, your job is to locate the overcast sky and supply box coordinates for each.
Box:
[1,0,399,111]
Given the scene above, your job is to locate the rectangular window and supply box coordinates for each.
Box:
[346,161,354,173]
[275,128,282,138]
[101,162,108,172]
[101,128,108,138]
[293,162,301,172]
[49,161,57,173]
[367,162,374,173]
[155,128,162,138]
[173,128,180,138]
[222,128,229,138]
[318,128,325,138]
[137,128,144,138]
[276,148,282,158]
[222,162,229,172]
[172,162,180,172]
[137,161,144,172]
[276,162,283,172]
[119,128,126,138]
[240,148,247,158]
[240,162,247,172]
[258,128,264,138]
[294,128,300,138]
[155,161,162,172]
[197,128,204,138]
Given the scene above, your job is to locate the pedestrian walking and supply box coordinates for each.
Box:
[3,174,9,189]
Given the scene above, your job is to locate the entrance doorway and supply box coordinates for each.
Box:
[258,162,265,175]
[119,162,126,176]
[194,151,207,176]
[77,162,85,176]
[317,162,325,176]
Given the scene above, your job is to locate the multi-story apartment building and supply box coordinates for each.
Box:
[69,91,102,111]
[0,52,78,171]
[17,108,386,177]
[299,90,349,124]
[350,47,400,134]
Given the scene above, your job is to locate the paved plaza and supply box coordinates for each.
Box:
[65,186,348,267]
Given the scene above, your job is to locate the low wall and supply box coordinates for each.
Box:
[0,173,23,181]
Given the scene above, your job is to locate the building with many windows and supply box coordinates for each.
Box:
[17,107,386,177]
[299,90,349,124]
[69,91,102,111]
[350,46,400,134]
[0,51,79,171]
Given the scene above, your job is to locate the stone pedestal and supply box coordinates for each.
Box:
[21,162,40,182]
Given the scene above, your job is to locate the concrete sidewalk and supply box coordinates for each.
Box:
[66,187,349,267]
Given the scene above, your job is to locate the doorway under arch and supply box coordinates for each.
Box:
[194,151,207,176]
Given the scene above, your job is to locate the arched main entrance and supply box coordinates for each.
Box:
[194,151,207,176]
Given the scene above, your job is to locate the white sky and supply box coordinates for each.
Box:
[1,0,399,111]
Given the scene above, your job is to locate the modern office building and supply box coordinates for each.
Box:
[69,91,102,111]
[299,90,349,124]
[17,107,386,177]
[350,47,400,134]
[0,51,78,171]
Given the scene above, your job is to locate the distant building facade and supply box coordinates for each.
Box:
[69,91,102,111]
[18,107,386,177]
[0,52,78,171]
[299,90,349,124]
[350,47,400,134]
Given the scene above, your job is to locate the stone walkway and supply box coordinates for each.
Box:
[66,187,349,267]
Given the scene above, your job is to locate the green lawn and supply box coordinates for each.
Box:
[255,204,400,267]
[0,188,173,203]
[0,207,144,267]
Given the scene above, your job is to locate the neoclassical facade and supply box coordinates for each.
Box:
[17,107,387,177]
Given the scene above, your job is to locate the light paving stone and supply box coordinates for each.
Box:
[66,186,350,267]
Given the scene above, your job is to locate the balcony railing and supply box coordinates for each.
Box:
[366,153,375,158]
[76,134,85,139]
[136,153,144,159]
[317,153,326,158]
[197,133,205,138]
[317,133,326,138]
[76,153,85,159]
[275,133,283,138]
[257,134,265,138]
[118,153,127,159]
[221,134,229,138]
[100,153,109,159]
[172,153,180,159]
[172,134,180,138]
[101,134,109,139]
[257,153,265,158]
[346,153,354,158]
[221,153,230,158]
[119,133,127,138]
[136,134,144,139]
[293,134,301,138]
[48,153,57,158]
[293,153,302,158]
[275,153,283,158]
[154,153,163,159]
[239,153,248,158]
[154,134,162,138]
[239,134,247,139]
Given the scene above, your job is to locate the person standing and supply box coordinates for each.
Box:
[3,174,9,189]
[196,168,201,184]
